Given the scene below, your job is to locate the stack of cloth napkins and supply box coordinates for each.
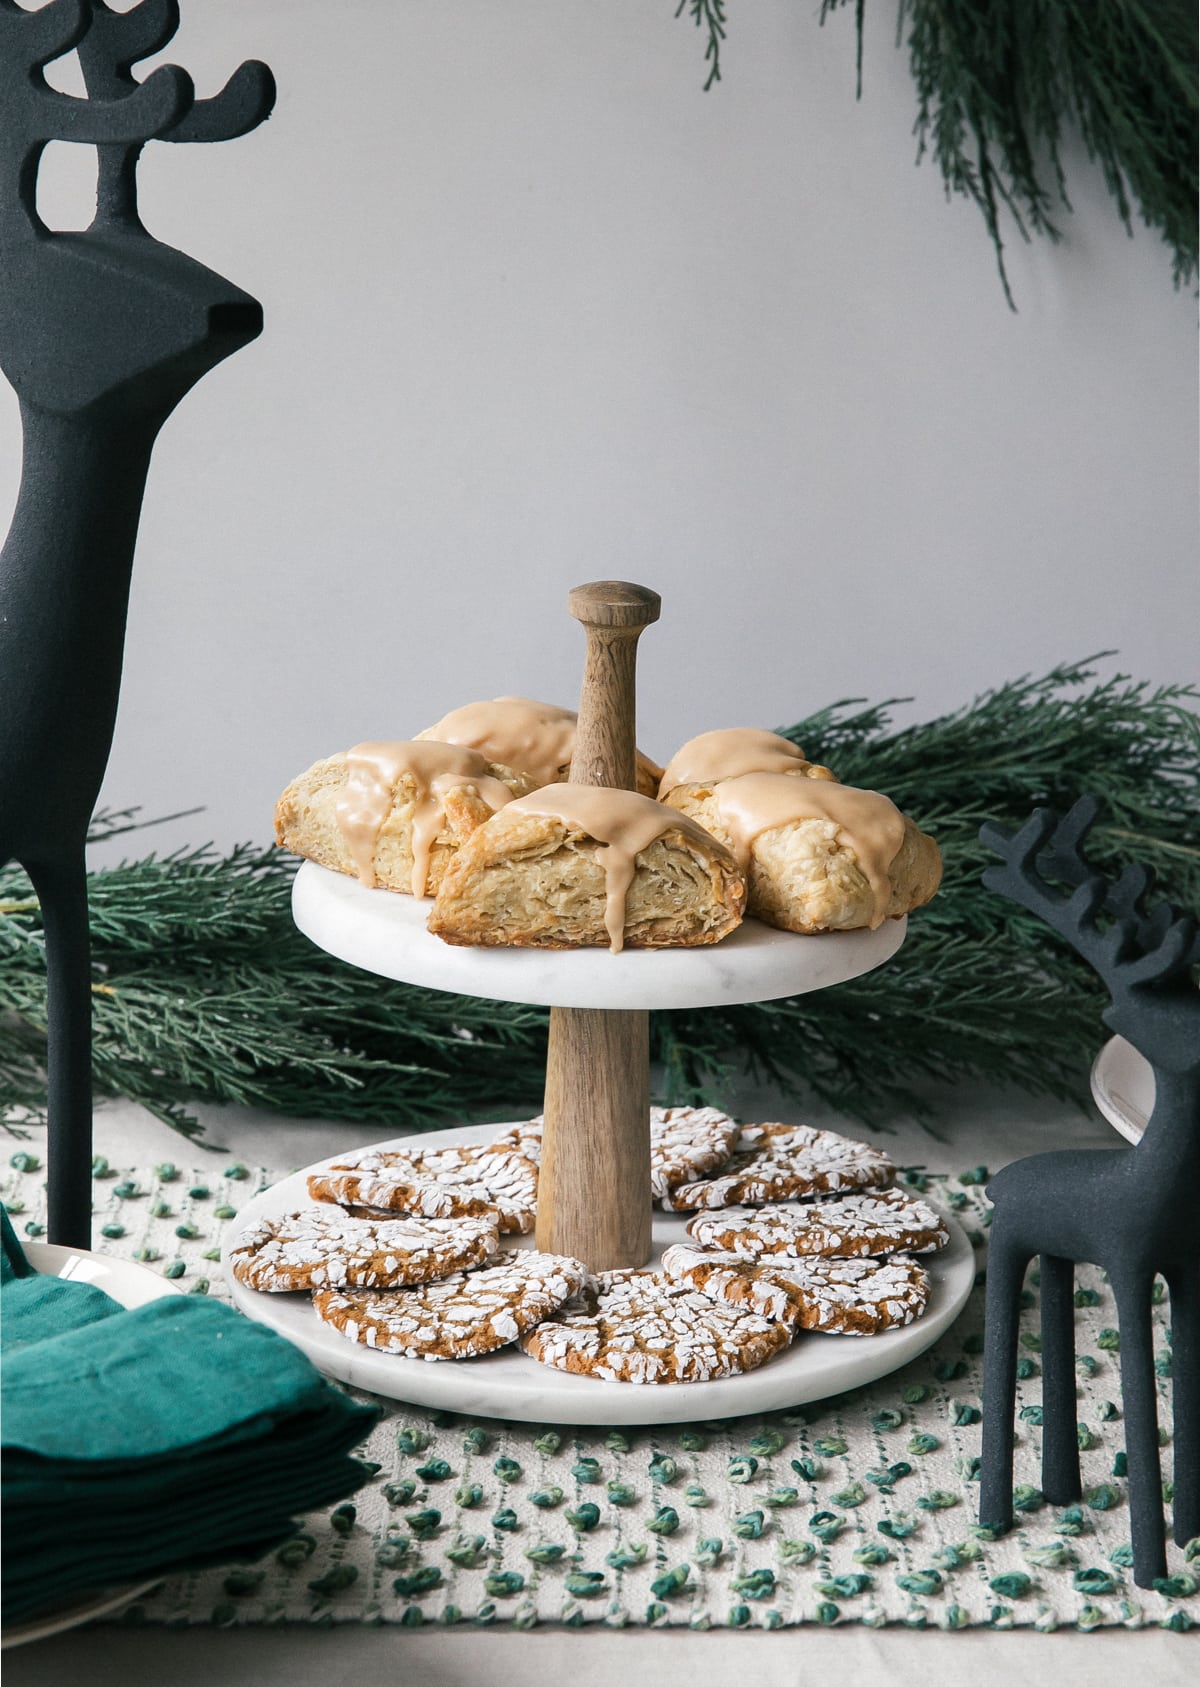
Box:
[1,1206,379,1627]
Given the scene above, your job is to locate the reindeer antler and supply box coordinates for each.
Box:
[981,796,1200,1068]
[79,0,275,226]
[983,797,1199,985]
[0,0,191,236]
[0,1,274,235]
[81,1,275,144]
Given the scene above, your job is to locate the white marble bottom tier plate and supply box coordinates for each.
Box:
[0,1246,181,1652]
[222,1123,975,1426]
[1090,1034,1152,1145]
[291,859,907,1010]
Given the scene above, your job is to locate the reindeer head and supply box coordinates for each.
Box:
[0,0,274,422]
[981,796,1200,1077]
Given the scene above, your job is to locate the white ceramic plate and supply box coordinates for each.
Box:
[0,1245,181,1652]
[291,859,907,1010]
[223,1122,975,1426]
[1090,1034,1153,1145]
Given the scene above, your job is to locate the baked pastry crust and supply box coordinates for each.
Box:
[274,747,536,896]
[662,778,941,934]
[427,793,746,950]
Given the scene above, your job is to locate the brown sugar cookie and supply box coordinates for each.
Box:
[661,1243,930,1336]
[308,1143,538,1235]
[685,1187,949,1260]
[312,1252,589,1360]
[491,1105,740,1203]
[519,1268,791,1383]
[228,1207,500,1293]
[661,1122,895,1211]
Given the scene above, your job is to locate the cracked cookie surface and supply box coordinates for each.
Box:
[662,1243,929,1335]
[308,1143,538,1234]
[685,1187,948,1259]
[662,1122,894,1210]
[229,1206,500,1292]
[313,1251,588,1359]
[520,1267,791,1383]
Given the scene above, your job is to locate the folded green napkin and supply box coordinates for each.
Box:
[2,1207,126,1356]
[1,1210,379,1626]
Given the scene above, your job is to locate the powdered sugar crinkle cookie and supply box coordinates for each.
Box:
[519,1267,791,1382]
[312,1251,588,1360]
[308,1142,538,1234]
[662,1122,894,1210]
[662,1243,929,1335]
[229,1206,500,1292]
[685,1187,948,1259]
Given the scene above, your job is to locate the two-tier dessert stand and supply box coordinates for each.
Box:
[224,583,973,1423]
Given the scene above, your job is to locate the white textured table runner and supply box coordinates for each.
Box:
[3,1144,1195,1635]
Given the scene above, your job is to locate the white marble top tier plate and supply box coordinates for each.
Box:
[222,1122,975,1427]
[291,860,906,1010]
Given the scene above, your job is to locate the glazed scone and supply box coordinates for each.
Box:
[658,727,835,798]
[428,783,746,952]
[418,697,663,797]
[662,771,940,933]
[275,741,538,898]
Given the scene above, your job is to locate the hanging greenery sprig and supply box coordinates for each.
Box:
[680,1,1198,305]
[0,660,1196,1146]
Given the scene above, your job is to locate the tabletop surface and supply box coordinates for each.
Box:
[4,1078,1193,1686]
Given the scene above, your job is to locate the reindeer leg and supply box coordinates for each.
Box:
[1039,1253,1082,1504]
[1114,1271,1167,1586]
[979,1220,1030,1534]
[24,852,93,1248]
[1166,1262,1199,1547]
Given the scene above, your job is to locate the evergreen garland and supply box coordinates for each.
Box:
[679,1,1198,305]
[0,660,1196,1148]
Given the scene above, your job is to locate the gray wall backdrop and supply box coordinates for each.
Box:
[3,0,1197,862]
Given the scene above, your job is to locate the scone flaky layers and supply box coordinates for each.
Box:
[428,790,746,950]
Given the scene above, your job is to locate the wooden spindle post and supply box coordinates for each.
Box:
[535,582,660,1271]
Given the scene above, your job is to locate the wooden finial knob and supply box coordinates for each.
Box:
[569,581,661,632]
[567,581,659,790]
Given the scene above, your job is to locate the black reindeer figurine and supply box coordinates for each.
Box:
[978,796,1199,1587]
[0,1,274,1244]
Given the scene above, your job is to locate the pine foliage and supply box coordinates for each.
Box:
[681,1,1198,304]
[1,661,1196,1144]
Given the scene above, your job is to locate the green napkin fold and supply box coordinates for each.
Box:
[1,1208,379,1627]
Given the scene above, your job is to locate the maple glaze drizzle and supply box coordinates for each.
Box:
[506,783,728,952]
[337,741,513,896]
[708,772,906,929]
[659,727,833,797]
[423,698,580,788]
